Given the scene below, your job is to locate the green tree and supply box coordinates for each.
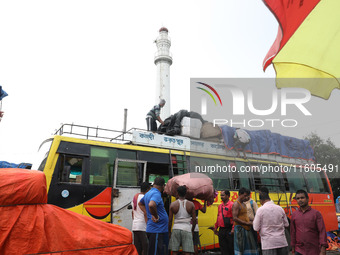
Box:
[305,132,340,201]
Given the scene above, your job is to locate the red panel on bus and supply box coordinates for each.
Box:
[84,187,112,219]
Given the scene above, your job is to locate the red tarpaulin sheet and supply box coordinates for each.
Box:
[0,168,137,255]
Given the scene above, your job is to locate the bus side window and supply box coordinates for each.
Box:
[172,155,187,176]
[116,161,140,186]
[189,156,231,190]
[212,160,231,191]
[59,155,83,184]
[252,165,261,191]
[253,165,283,192]
[115,150,139,186]
[282,169,307,193]
[89,147,116,186]
[137,151,171,184]
[233,162,251,190]
[305,170,330,193]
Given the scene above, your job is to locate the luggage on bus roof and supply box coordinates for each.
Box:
[158,110,205,136]
[220,125,315,161]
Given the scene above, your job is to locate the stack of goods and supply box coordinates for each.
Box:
[200,122,222,142]
[180,117,202,139]
[158,110,204,137]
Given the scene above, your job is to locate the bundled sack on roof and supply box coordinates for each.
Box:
[158,109,187,136]
[164,172,216,205]
[0,168,137,255]
[200,122,222,139]
[158,110,205,137]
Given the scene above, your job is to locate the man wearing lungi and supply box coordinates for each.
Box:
[232,188,258,255]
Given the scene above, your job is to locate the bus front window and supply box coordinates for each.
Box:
[59,155,83,184]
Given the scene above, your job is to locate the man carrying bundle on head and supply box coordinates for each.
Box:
[168,186,196,255]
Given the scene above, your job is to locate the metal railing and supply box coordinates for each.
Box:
[53,124,313,165]
[54,123,139,143]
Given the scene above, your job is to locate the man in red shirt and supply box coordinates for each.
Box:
[213,190,234,255]
[290,190,327,255]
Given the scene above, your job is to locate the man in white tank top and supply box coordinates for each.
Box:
[168,185,196,255]
[132,182,151,255]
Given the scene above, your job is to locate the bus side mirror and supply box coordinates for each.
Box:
[127,204,132,210]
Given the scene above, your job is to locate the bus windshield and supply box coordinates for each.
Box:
[33,139,53,171]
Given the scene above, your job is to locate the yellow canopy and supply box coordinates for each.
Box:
[272,0,340,99]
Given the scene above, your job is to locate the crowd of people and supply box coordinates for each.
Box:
[132,177,328,255]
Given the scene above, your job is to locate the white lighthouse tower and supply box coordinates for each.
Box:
[154,27,172,120]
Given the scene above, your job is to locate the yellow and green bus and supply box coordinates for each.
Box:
[37,124,338,251]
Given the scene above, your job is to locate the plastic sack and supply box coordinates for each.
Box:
[164,172,216,205]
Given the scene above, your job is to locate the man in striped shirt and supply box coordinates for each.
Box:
[146,99,166,131]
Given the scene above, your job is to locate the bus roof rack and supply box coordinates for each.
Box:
[54,123,134,143]
[54,124,314,166]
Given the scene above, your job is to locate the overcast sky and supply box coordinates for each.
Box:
[1,0,339,166]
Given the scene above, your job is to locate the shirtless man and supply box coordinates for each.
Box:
[232,188,258,255]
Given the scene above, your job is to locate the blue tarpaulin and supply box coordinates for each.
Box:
[0,161,32,169]
[220,125,315,161]
[0,86,8,100]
